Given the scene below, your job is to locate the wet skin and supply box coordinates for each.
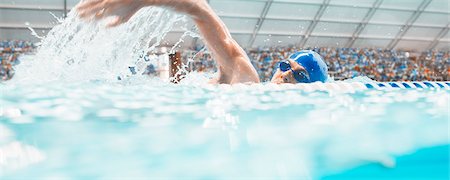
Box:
[270,60,308,84]
[77,0,305,84]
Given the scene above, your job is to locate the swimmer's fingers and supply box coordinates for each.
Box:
[94,4,116,20]
[77,0,105,17]
[106,15,132,27]
[94,2,124,19]
[94,9,105,20]
[105,6,139,27]
[78,0,123,19]
[76,0,103,10]
[77,0,141,27]
[106,16,122,27]
[78,3,108,19]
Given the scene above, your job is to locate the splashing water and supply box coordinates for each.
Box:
[13,6,187,83]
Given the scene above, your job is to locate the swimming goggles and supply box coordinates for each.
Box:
[278,60,310,83]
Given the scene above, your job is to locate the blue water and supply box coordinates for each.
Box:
[324,145,449,180]
[1,80,449,179]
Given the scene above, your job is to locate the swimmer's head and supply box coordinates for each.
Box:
[271,50,328,84]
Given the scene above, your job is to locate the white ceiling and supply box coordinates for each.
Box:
[0,0,449,51]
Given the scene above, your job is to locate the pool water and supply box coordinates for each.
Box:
[1,79,448,179]
[323,145,449,179]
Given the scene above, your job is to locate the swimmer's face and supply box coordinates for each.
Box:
[271,60,308,84]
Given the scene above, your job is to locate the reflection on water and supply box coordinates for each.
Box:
[1,80,448,178]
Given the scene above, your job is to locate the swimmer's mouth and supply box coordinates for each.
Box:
[278,60,310,83]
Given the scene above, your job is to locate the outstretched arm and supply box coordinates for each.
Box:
[77,0,260,84]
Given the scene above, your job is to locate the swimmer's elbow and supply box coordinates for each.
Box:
[222,38,245,60]
[217,37,242,55]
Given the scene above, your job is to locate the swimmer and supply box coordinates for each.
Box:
[76,0,328,84]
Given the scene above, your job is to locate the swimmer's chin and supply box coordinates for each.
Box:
[208,77,219,84]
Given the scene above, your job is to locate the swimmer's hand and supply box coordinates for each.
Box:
[76,0,205,27]
[77,0,146,27]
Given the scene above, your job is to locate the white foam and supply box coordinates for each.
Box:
[0,142,46,172]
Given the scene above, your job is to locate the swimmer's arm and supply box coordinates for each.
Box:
[184,2,260,84]
[77,0,260,84]
[144,0,259,83]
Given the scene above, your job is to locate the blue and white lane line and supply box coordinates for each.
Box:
[260,82,449,92]
[293,82,450,92]
[364,82,450,90]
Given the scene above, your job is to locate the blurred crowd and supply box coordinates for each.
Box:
[187,47,449,82]
[1,39,448,82]
[181,50,217,73]
[315,47,449,82]
[0,40,35,81]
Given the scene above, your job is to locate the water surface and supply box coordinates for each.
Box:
[1,80,448,179]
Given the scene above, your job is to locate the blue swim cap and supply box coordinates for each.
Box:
[289,50,328,83]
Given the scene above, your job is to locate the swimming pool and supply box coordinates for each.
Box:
[1,80,448,179]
